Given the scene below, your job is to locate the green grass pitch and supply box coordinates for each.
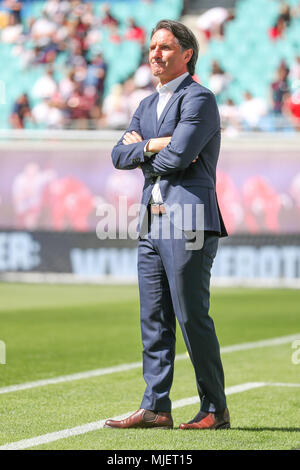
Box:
[0,283,299,450]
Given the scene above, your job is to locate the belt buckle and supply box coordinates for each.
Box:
[151,204,165,215]
[151,204,160,215]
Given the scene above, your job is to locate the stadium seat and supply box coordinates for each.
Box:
[196,0,300,108]
[0,0,298,129]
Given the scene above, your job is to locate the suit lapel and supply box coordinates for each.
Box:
[149,92,159,134]
[157,74,193,134]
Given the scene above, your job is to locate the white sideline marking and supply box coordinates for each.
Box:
[0,362,142,395]
[1,381,299,450]
[265,382,300,388]
[0,333,299,395]
[0,381,266,450]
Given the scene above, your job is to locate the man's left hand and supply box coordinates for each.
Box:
[122,131,143,145]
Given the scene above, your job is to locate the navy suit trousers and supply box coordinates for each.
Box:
[138,212,227,413]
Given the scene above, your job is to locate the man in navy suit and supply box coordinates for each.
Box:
[105,20,230,430]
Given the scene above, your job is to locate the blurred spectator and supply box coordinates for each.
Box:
[51,13,70,48]
[16,43,57,67]
[269,17,286,41]
[127,69,154,119]
[196,7,232,41]
[30,12,57,47]
[277,3,291,27]
[85,53,107,103]
[238,91,267,130]
[134,62,155,88]
[3,0,299,134]
[58,70,77,100]
[14,44,42,69]
[219,98,240,135]
[208,60,231,101]
[278,59,290,77]
[1,12,23,43]
[66,82,97,128]
[107,23,122,44]
[43,0,71,20]
[271,64,289,115]
[70,0,93,22]
[100,3,118,28]
[124,18,146,46]
[72,17,89,52]
[102,83,130,129]
[3,0,22,24]
[10,93,32,129]
[66,41,86,68]
[85,21,103,50]
[32,97,65,129]
[0,10,9,28]
[1,0,151,130]
[101,68,154,129]
[32,68,58,100]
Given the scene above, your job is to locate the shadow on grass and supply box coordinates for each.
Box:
[170,427,300,433]
[232,427,300,433]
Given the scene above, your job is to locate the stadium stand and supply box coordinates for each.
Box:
[0,0,183,129]
[0,0,300,131]
[194,0,300,131]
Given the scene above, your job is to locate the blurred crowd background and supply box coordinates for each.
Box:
[0,0,299,283]
[1,0,300,133]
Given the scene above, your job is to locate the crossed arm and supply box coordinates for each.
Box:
[123,131,197,163]
[111,91,219,175]
[122,131,172,154]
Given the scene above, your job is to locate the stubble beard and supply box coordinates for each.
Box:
[151,61,166,76]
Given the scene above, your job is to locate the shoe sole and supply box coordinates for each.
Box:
[103,424,173,429]
[179,422,231,430]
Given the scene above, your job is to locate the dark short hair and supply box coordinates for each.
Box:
[151,19,199,75]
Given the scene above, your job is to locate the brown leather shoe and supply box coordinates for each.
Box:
[104,408,173,429]
[179,408,230,430]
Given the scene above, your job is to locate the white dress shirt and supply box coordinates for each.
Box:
[145,72,189,204]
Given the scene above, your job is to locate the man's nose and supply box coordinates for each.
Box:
[152,47,162,58]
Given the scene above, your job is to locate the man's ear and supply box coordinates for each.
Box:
[184,49,193,63]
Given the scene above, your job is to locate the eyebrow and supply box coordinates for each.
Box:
[149,43,171,48]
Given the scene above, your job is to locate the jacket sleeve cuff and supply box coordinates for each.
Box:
[144,140,155,157]
[129,140,153,166]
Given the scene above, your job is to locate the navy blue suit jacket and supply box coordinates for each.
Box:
[111,74,227,237]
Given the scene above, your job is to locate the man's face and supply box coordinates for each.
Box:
[149,28,192,85]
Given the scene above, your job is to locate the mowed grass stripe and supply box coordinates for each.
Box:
[2,287,299,388]
[1,333,299,395]
[2,382,300,450]
[0,382,268,450]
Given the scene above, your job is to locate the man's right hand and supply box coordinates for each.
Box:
[146,136,171,153]
[146,137,198,164]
